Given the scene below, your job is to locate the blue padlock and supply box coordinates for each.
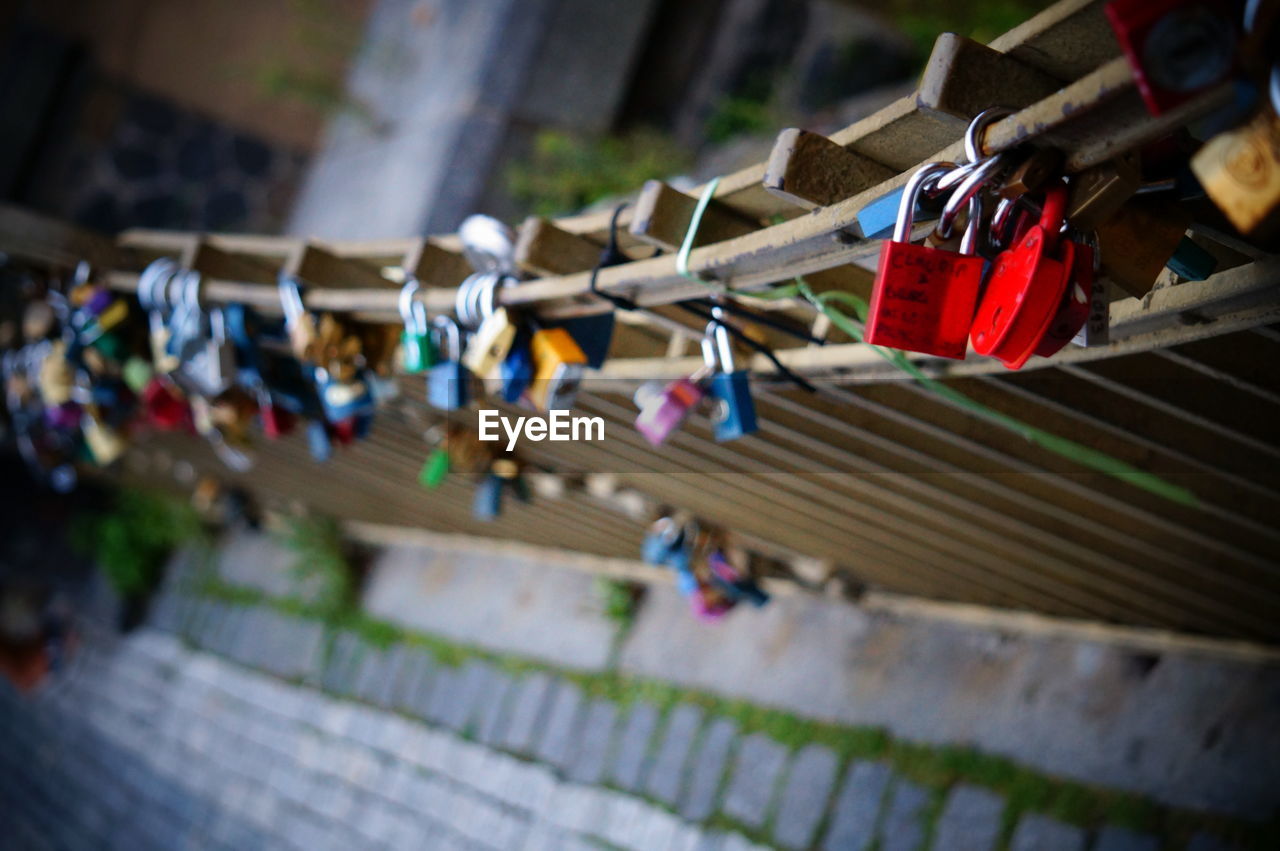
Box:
[427,316,471,410]
[315,367,375,422]
[499,330,534,403]
[306,419,332,463]
[855,176,951,239]
[1165,236,1218,281]
[703,318,757,442]
[473,474,503,521]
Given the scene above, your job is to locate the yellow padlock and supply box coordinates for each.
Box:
[93,299,128,335]
[38,341,74,405]
[83,414,126,466]
[1191,108,1280,236]
[530,327,587,410]
[463,307,517,378]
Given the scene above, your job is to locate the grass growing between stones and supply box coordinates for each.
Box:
[191,577,1279,850]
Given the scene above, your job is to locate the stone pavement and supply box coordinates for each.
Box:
[341,525,1280,821]
[0,578,1256,850]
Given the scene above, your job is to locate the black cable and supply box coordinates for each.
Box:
[673,301,817,394]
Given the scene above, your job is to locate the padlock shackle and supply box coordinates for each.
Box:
[893,162,957,243]
[937,154,1006,239]
[137,257,177,314]
[398,278,427,334]
[965,107,1014,162]
[432,315,462,360]
[278,273,305,328]
[960,194,985,257]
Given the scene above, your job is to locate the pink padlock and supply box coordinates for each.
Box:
[635,377,705,446]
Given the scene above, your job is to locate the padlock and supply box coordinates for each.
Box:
[419,446,449,489]
[1073,273,1110,348]
[37,341,74,406]
[257,387,296,439]
[45,402,81,431]
[398,278,434,374]
[1191,107,1280,236]
[530,325,587,411]
[1034,234,1094,358]
[865,162,987,359]
[1165,236,1219,281]
[635,376,706,446]
[549,313,615,370]
[179,307,238,398]
[82,412,126,466]
[427,316,471,410]
[642,516,690,568]
[707,550,770,608]
[473,474,504,521]
[306,419,332,462]
[855,181,948,239]
[316,368,375,422]
[279,274,318,360]
[998,148,1064,200]
[136,258,180,374]
[1105,0,1239,116]
[498,332,534,403]
[1065,153,1141,230]
[142,377,191,431]
[462,306,517,377]
[971,183,1074,369]
[703,317,757,442]
[1095,197,1191,296]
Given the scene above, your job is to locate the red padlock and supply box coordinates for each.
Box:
[1034,236,1095,358]
[331,417,356,445]
[254,387,295,439]
[1105,0,1239,116]
[141,377,193,432]
[865,162,987,359]
[971,184,1074,370]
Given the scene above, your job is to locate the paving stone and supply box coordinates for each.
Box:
[933,785,1005,851]
[427,667,459,726]
[877,778,931,851]
[1010,814,1086,851]
[681,717,738,821]
[821,761,892,851]
[1093,825,1161,851]
[534,681,584,769]
[644,704,704,805]
[353,648,389,702]
[501,673,555,754]
[322,633,359,693]
[447,661,497,733]
[393,651,433,712]
[567,699,618,784]
[609,701,661,792]
[408,662,441,721]
[722,734,788,829]
[474,671,514,746]
[372,645,410,708]
[773,744,839,850]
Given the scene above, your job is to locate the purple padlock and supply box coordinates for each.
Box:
[85,288,114,315]
[45,402,82,430]
[635,377,705,446]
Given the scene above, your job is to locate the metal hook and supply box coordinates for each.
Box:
[278,273,305,328]
[399,277,427,334]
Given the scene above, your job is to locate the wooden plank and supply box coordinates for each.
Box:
[917,33,1063,120]
[0,204,121,270]
[514,216,606,276]
[401,238,472,288]
[284,242,392,289]
[629,179,759,250]
[763,129,895,210]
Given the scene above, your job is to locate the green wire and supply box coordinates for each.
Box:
[742,279,1199,508]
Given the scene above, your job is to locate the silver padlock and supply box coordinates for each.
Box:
[180,307,237,397]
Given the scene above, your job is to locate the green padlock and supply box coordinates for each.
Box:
[122,356,154,394]
[419,446,449,489]
[399,278,435,374]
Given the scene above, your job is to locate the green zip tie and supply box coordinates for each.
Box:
[742,279,1198,508]
[676,177,722,282]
